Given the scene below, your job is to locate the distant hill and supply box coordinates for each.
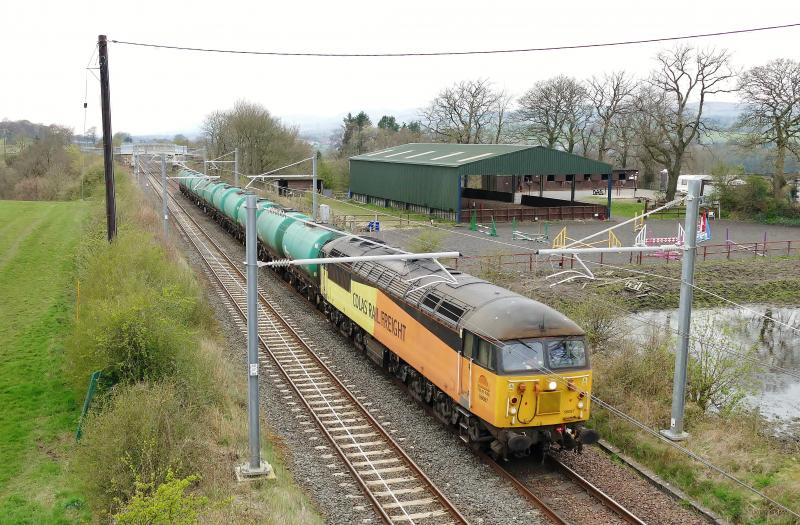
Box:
[688,101,745,127]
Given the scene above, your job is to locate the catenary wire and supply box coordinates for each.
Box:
[109,22,800,57]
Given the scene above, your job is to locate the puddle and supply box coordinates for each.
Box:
[622,305,800,433]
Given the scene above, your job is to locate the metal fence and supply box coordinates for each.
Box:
[439,239,800,274]
[462,205,606,223]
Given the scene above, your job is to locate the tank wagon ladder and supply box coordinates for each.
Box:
[143,166,469,525]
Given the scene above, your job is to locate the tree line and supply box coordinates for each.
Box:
[335,47,799,202]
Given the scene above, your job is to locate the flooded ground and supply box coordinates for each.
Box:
[625,306,800,433]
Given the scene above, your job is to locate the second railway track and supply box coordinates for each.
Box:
[141,162,468,525]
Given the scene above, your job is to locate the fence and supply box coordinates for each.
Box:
[462,205,606,223]
[439,239,800,275]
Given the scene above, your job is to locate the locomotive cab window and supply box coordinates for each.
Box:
[498,340,544,374]
[494,338,588,374]
[546,339,588,369]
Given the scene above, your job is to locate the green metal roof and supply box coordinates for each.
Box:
[351,143,532,167]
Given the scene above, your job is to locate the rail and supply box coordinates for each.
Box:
[140,161,469,525]
[479,451,645,525]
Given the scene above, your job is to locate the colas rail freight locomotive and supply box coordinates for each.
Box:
[179,172,599,460]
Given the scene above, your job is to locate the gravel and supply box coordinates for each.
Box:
[552,447,708,525]
[157,181,714,525]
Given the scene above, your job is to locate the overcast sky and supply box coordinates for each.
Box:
[2,1,799,137]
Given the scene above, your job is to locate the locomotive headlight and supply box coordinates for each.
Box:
[547,380,558,391]
[510,407,518,415]
[577,401,585,409]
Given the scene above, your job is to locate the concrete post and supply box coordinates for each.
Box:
[161,154,168,238]
[238,194,274,480]
[312,155,318,222]
[661,178,701,441]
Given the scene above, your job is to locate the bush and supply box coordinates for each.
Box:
[408,229,445,253]
[558,297,621,351]
[74,382,207,519]
[687,317,762,415]
[713,172,800,224]
[593,334,674,408]
[114,471,221,525]
[66,229,209,393]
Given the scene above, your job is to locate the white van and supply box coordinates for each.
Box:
[676,174,714,196]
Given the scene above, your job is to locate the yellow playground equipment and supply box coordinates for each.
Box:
[552,227,622,250]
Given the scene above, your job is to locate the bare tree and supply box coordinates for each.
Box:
[202,100,311,178]
[588,71,635,162]
[516,75,590,153]
[736,58,800,198]
[421,79,508,144]
[634,46,736,200]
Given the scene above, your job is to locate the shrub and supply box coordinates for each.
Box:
[593,334,674,407]
[408,228,445,253]
[74,382,206,519]
[114,471,220,525]
[66,229,209,393]
[558,297,621,352]
[687,317,762,415]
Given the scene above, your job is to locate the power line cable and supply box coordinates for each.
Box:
[109,22,800,58]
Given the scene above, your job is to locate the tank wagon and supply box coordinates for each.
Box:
[179,171,598,459]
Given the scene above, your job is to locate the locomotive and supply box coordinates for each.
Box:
[178,172,598,459]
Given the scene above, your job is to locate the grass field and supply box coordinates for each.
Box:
[0,200,90,524]
[585,196,646,219]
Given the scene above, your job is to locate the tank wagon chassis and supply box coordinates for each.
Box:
[179,179,598,461]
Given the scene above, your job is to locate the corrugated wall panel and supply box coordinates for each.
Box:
[350,160,460,212]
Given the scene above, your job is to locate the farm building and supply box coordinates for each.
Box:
[349,144,616,222]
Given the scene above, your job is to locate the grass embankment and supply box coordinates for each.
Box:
[589,255,800,311]
[0,200,91,524]
[480,263,800,523]
[67,172,322,523]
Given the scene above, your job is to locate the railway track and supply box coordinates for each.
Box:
[140,162,468,525]
[484,451,647,525]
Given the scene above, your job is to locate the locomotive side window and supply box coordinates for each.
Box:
[475,338,496,371]
[462,332,475,359]
[461,332,496,370]
[327,263,351,291]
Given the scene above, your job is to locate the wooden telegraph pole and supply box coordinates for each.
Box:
[98,35,117,242]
